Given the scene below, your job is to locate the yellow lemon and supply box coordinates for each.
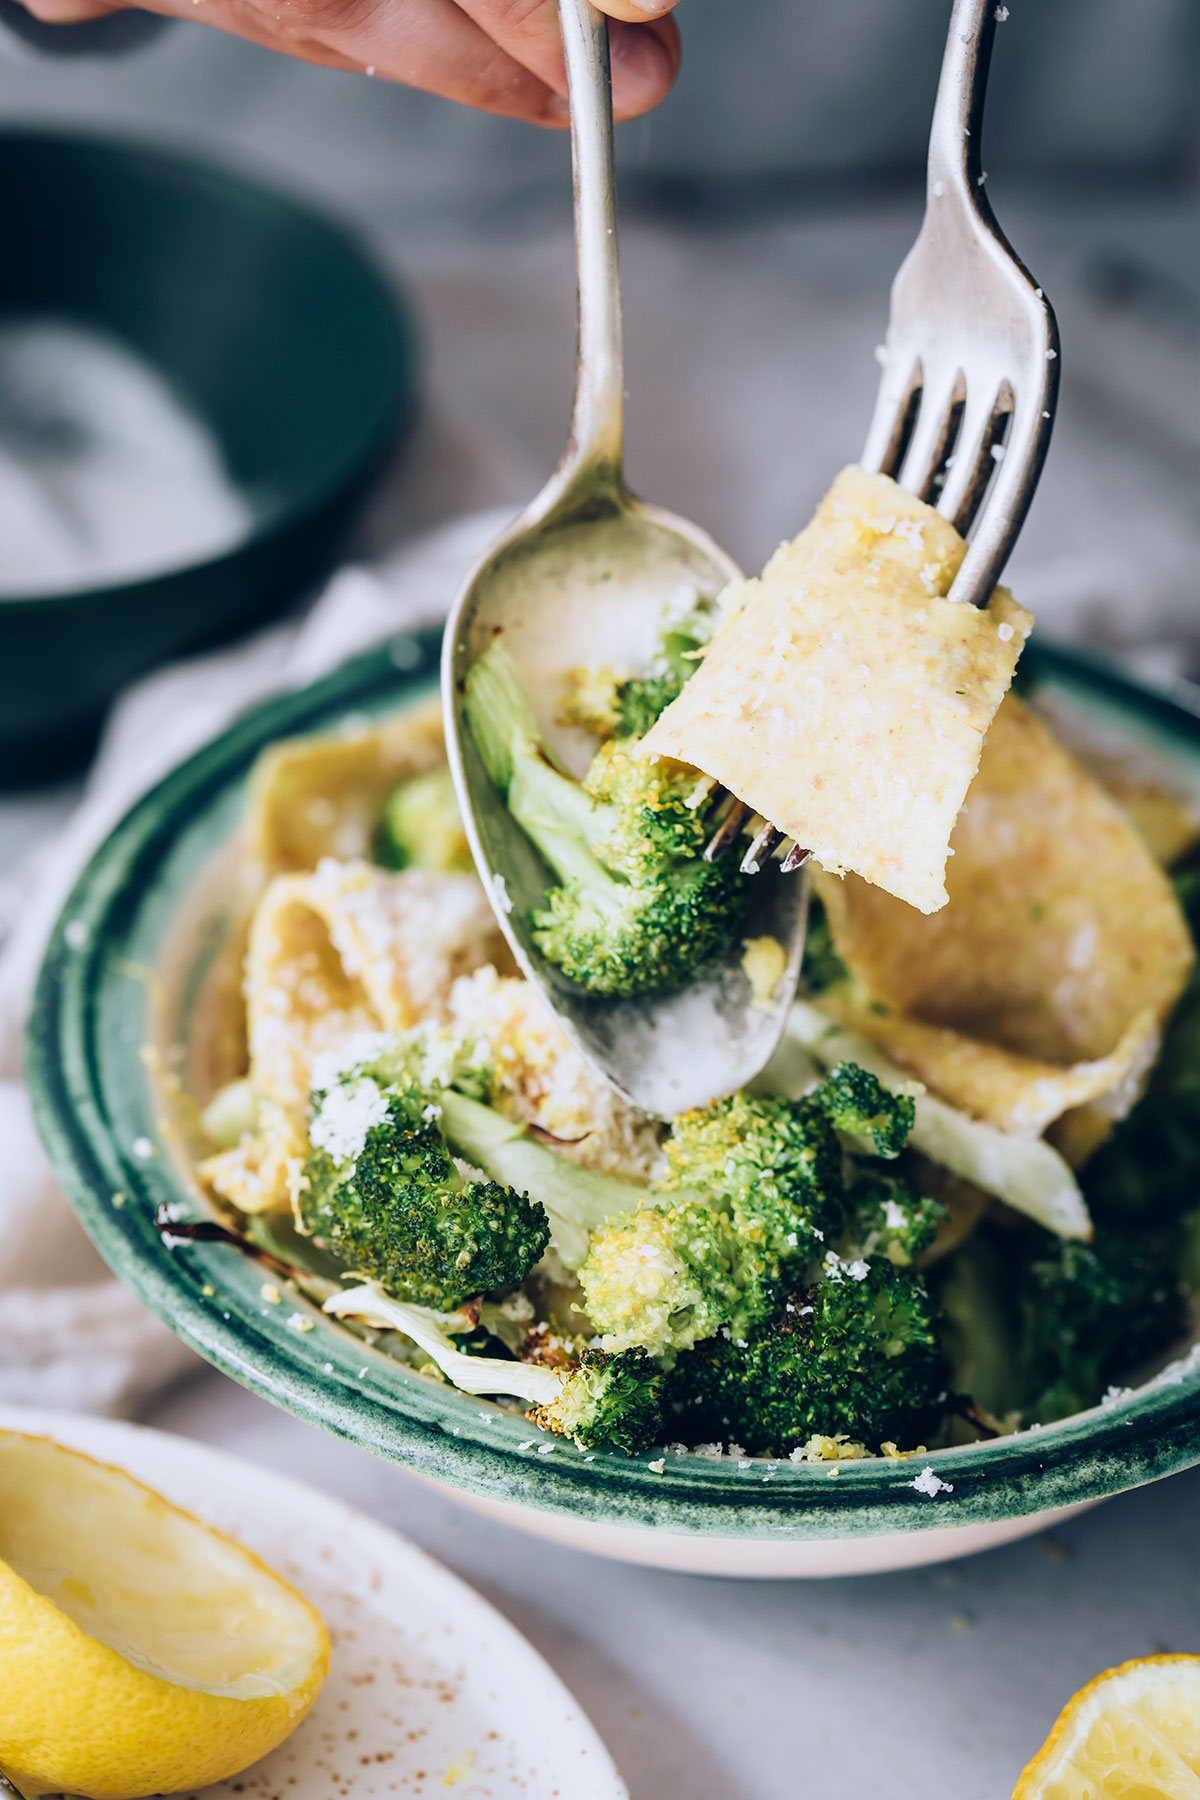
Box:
[0,1431,329,1799]
[1013,1653,1200,1799]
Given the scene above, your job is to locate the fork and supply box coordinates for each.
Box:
[705,0,1060,874]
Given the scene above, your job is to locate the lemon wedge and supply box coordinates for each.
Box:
[0,1431,329,1799]
[1013,1654,1200,1798]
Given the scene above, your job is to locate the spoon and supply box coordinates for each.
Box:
[443,0,808,1119]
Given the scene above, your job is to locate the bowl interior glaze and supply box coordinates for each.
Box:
[26,632,1200,1545]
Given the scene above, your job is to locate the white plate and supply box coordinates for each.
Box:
[0,1405,627,1800]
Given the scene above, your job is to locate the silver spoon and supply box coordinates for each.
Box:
[442,0,807,1119]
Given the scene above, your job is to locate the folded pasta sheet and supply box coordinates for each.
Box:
[640,466,1032,913]
[202,860,503,1213]
[248,699,446,876]
[816,694,1194,1143]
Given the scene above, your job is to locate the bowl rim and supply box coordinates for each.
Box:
[0,125,417,610]
[26,629,1200,1542]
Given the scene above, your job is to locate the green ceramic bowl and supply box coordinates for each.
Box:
[0,130,417,785]
[26,633,1200,1576]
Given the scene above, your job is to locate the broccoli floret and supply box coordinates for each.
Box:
[376,767,473,874]
[559,609,713,741]
[657,1090,842,1276]
[583,738,711,879]
[668,1260,943,1455]
[578,1198,755,1358]
[579,1068,926,1365]
[613,673,684,740]
[529,1347,663,1453]
[304,1032,643,1281]
[613,613,714,738]
[464,641,745,997]
[301,1068,550,1309]
[325,1283,661,1453]
[530,855,745,997]
[1017,1231,1186,1424]
[433,1083,643,1270]
[814,1061,914,1159]
[842,1172,945,1269]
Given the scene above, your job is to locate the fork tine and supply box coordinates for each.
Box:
[946,361,1057,606]
[740,821,782,874]
[704,797,752,862]
[862,354,924,480]
[938,379,1014,536]
[780,842,812,874]
[897,367,967,502]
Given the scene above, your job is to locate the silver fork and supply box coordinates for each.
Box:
[707,0,1060,874]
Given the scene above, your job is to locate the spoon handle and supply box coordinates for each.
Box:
[558,0,625,497]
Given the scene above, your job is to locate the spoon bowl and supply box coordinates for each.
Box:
[443,0,807,1117]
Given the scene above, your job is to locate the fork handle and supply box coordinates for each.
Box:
[927,0,999,202]
[558,0,626,499]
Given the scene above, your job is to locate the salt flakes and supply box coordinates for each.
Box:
[491,872,513,915]
[309,1074,388,1167]
[909,1465,954,1498]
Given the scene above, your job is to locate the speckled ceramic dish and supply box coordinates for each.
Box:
[0,1405,626,1796]
[27,630,1200,1578]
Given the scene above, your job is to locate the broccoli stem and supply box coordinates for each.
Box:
[437,1088,642,1269]
[464,642,622,900]
[325,1283,561,1402]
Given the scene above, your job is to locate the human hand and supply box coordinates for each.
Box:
[16,0,683,124]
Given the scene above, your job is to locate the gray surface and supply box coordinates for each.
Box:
[146,1372,1200,1800]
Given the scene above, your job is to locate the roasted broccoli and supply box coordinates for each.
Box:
[668,1259,943,1455]
[814,1062,915,1159]
[658,1090,843,1275]
[325,1282,662,1453]
[579,1074,917,1360]
[528,1347,664,1454]
[582,737,712,879]
[301,1063,551,1310]
[464,640,745,996]
[376,767,473,874]
[841,1172,945,1269]
[560,607,714,741]
[1016,1230,1186,1424]
[301,1033,643,1299]
[578,1198,754,1358]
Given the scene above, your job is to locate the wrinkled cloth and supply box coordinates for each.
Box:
[0,508,510,1416]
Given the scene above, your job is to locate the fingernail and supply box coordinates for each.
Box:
[608,21,672,114]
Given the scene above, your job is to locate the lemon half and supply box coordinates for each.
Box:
[0,1431,329,1799]
[1013,1653,1200,1798]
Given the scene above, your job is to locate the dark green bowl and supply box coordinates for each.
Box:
[25,635,1200,1574]
[0,130,417,784]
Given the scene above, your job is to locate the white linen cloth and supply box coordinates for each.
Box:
[0,506,511,1414]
